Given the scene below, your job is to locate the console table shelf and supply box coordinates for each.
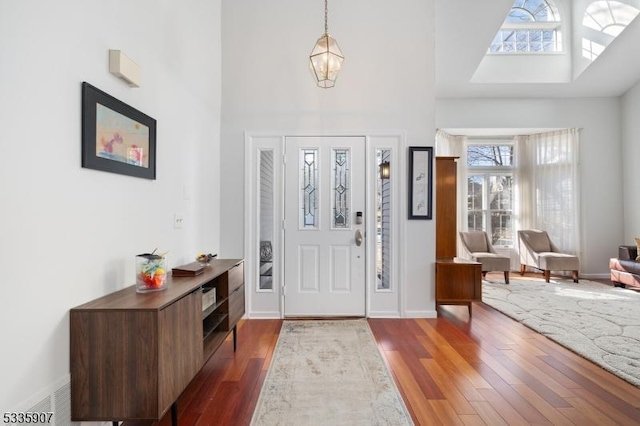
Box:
[70,258,245,424]
[203,312,228,338]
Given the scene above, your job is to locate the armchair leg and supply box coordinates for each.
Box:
[544,270,551,283]
[573,270,579,283]
[520,264,526,276]
[504,271,509,284]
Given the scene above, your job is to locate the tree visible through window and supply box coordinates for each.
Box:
[489,0,562,53]
[466,144,515,247]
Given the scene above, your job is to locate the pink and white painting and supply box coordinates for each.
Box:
[96,103,149,168]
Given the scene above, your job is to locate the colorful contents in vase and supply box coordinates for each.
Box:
[196,252,216,266]
[136,252,167,292]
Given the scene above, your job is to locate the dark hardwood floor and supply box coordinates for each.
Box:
[125,273,640,426]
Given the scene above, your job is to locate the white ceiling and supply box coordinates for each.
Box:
[435,0,640,98]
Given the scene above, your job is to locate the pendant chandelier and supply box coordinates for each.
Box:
[309,0,344,88]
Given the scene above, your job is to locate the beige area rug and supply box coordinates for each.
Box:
[482,276,640,387]
[250,320,414,425]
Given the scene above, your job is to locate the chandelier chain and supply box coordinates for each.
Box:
[324,0,329,35]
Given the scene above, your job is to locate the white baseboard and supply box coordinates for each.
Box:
[404,310,438,318]
[368,311,402,318]
[245,311,441,319]
[246,311,282,319]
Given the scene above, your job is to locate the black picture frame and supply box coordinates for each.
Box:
[82,82,157,179]
[408,146,433,220]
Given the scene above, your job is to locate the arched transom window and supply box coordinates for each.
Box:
[583,1,639,37]
[582,1,640,60]
[489,0,563,53]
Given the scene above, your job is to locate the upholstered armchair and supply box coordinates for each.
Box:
[459,231,510,283]
[518,230,579,283]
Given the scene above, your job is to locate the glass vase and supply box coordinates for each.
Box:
[136,253,167,293]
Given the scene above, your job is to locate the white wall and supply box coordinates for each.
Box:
[621,80,640,238]
[0,0,222,412]
[472,54,571,83]
[221,0,436,316]
[436,97,623,276]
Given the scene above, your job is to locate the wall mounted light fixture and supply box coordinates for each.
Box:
[109,50,141,88]
[309,0,344,88]
[379,161,391,179]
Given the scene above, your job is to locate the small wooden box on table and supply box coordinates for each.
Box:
[70,258,244,425]
[435,258,482,315]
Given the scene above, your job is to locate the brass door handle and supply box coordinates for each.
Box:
[355,229,363,246]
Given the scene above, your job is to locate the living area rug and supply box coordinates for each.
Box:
[481,276,640,387]
[250,320,414,425]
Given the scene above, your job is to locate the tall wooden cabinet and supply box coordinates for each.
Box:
[436,156,458,259]
[435,156,481,314]
[70,259,244,423]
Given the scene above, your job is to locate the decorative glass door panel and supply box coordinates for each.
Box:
[332,148,350,229]
[300,149,319,229]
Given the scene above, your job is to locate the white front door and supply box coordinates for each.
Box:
[284,136,366,317]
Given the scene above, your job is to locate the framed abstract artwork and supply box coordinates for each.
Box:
[81,82,157,179]
[408,146,433,220]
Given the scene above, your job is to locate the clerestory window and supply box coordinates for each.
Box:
[582,1,640,61]
[489,0,562,53]
[584,0,640,37]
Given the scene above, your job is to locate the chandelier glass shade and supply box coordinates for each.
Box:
[309,0,343,88]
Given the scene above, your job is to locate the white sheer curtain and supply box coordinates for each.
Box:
[435,130,465,157]
[517,129,581,255]
[515,135,533,232]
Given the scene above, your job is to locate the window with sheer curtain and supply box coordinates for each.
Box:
[516,129,581,254]
[437,129,581,257]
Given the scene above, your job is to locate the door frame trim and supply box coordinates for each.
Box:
[244,131,406,319]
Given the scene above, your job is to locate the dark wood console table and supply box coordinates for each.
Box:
[70,259,245,424]
[435,258,481,315]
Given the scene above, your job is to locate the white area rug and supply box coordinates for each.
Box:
[250,320,414,425]
[482,276,640,387]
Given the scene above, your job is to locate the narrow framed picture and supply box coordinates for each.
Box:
[81,82,157,179]
[408,146,433,220]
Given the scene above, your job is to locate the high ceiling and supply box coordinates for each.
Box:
[435,0,640,98]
